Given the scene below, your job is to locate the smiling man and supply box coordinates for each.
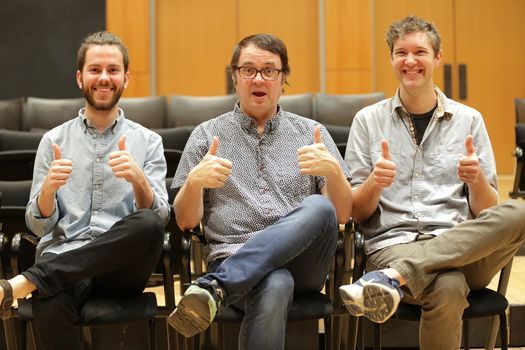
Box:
[0,31,169,349]
[168,34,352,349]
[339,16,525,350]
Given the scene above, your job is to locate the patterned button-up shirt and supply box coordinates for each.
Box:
[346,87,497,255]
[172,104,352,263]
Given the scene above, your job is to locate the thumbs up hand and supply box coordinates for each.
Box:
[298,125,339,178]
[44,143,73,192]
[188,137,232,189]
[109,135,142,183]
[372,139,396,189]
[458,135,480,184]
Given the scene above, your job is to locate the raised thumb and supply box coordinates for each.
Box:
[465,135,476,156]
[208,137,219,156]
[52,143,62,160]
[118,135,127,151]
[381,139,391,160]
[313,125,322,144]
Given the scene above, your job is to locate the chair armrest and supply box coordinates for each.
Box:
[352,224,366,282]
[330,223,349,313]
[161,231,177,309]
[10,232,38,276]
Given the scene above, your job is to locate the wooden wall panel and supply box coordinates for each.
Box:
[236,0,319,95]
[156,0,237,96]
[106,0,150,97]
[325,0,373,93]
[454,0,525,174]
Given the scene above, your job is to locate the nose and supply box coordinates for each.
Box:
[99,70,110,82]
[253,71,265,83]
[405,54,417,65]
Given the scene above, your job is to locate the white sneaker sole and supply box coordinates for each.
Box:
[340,282,400,323]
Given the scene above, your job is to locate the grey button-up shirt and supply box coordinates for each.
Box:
[346,87,497,255]
[26,109,170,258]
[172,104,352,263]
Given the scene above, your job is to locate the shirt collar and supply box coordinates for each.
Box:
[391,86,453,121]
[79,107,124,134]
[233,103,282,135]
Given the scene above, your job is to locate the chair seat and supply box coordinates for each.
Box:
[395,288,508,321]
[18,292,158,326]
[215,292,333,324]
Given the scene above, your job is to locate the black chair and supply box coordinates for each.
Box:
[22,97,84,131]
[177,222,350,350]
[167,95,237,128]
[119,96,168,129]
[313,92,385,127]
[279,93,314,119]
[0,130,44,181]
[510,97,525,199]
[155,126,194,178]
[350,227,511,350]
[0,97,24,131]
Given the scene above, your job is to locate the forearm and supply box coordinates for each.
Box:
[323,168,352,224]
[37,186,57,218]
[350,175,383,224]
[132,174,155,209]
[468,171,498,217]
[174,178,205,230]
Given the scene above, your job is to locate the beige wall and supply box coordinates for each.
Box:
[107,0,525,174]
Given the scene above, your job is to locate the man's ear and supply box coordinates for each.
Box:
[76,70,83,88]
[124,71,130,89]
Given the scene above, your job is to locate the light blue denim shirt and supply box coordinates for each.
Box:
[346,87,497,255]
[26,108,170,257]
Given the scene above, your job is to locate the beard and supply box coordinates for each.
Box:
[82,83,124,111]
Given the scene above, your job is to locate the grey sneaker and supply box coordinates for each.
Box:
[339,270,403,323]
[167,284,220,337]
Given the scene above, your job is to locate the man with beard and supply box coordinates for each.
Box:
[0,31,169,349]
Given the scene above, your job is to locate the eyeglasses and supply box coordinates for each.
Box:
[233,66,282,81]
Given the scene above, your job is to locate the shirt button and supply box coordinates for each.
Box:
[96,158,101,163]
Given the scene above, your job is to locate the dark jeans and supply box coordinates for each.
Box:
[200,195,339,350]
[22,209,164,350]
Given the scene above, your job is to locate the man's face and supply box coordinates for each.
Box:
[233,44,284,122]
[391,31,442,93]
[76,45,129,112]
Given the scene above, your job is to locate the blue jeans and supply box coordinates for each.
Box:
[198,194,338,350]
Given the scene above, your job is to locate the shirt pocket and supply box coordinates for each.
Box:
[431,142,464,185]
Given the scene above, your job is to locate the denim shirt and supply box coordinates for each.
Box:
[346,87,497,255]
[172,104,352,263]
[26,109,170,257]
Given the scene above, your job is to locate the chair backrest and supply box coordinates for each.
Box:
[23,97,84,131]
[167,95,237,127]
[279,93,314,119]
[0,97,24,130]
[0,130,44,152]
[314,92,385,127]
[119,96,168,129]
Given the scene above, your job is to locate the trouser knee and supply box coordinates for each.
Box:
[420,270,469,312]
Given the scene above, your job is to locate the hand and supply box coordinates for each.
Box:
[109,136,143,183]
[43,143,73,192]
[372,139,396,188]
[188,137,232,189]
[297,125,339,177]
[458,135,480,185]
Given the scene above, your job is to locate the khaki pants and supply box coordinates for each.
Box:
[367,200,525,350]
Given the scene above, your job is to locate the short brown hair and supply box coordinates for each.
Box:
[77,31,129,72]
[386,16,441,57]
[230,34,290,80]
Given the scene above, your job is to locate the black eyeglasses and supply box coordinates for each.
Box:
[233,66,282,81]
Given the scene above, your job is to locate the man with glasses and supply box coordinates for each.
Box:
[168,33,352,349]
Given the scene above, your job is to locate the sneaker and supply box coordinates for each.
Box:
[339,270,403,323]
[167,284,219,337]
